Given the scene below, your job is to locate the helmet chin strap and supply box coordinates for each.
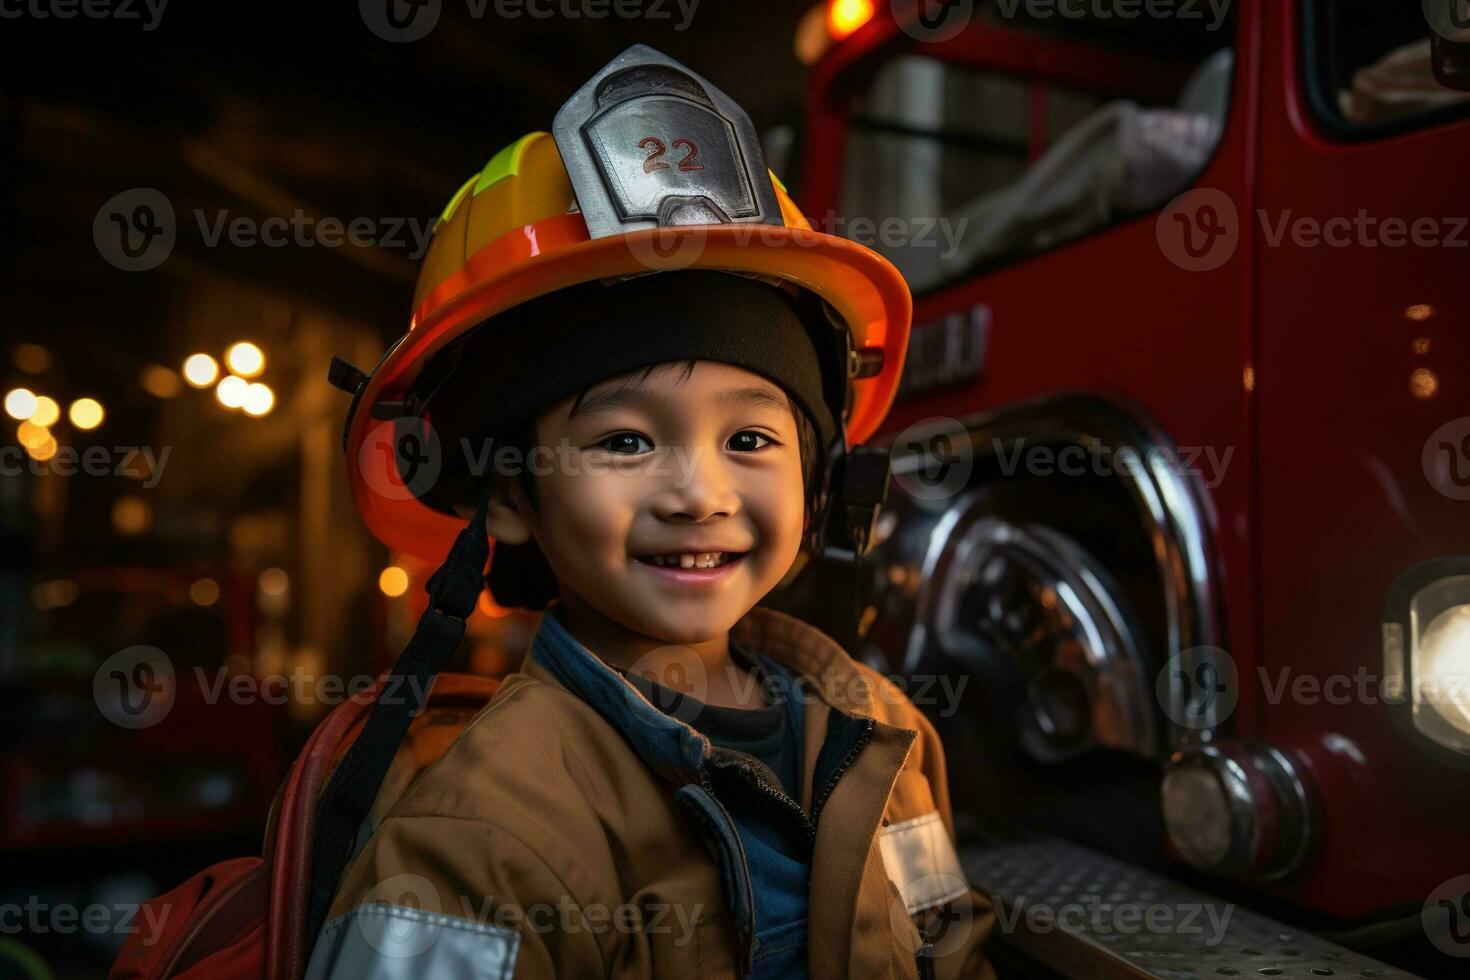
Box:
[804,419,892,653]
[305,477,497,951]
[811,429,892,563]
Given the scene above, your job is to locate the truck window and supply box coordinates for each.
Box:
[1304,0,1470,137]
[839,9,1233,295]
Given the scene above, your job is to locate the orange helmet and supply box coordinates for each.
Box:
[331,44,911,566]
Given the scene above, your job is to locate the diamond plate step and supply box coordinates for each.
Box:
[962,837,1421,979]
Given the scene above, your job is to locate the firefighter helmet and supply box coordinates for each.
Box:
[332,44,911,565]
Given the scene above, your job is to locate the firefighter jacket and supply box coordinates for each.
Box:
[305,602,998,979]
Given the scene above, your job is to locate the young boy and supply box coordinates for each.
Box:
[308,45,995,980]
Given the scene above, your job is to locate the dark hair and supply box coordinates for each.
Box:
[485,359,824,611]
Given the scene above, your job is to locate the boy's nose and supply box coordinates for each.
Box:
[651,448,740,524]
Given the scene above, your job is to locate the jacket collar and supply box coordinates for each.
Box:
[522,601,882,784]
[523,601,922,980]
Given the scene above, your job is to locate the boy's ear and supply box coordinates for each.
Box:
[453,480,534,545]
[484,491,533,545]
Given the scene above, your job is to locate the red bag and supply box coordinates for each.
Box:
[108,673,500,980]
[108,858,267,979]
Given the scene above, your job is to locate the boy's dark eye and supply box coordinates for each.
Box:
[597,433,653,454]
[728,431,773,452]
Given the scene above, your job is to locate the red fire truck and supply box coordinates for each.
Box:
[792,0,1470,975]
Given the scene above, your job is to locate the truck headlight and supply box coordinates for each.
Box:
[1383,559,1470,760]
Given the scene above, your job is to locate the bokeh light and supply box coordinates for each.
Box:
[5,388,37,421]
[226,342,265,378]
[69,397,104,430]
[141,364,182,399]
[28,395,60,427]
[183,353,220,388]
[190,578,221,606]
[378,566,410,597]
[216,374,248,409]
[111,496,152,535]
[242,382,275,417]
[827,0,874,40]
[13,343,51,374]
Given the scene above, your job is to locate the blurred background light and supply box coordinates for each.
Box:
[190,578,222,606]
[183,353,220,388]
[13,343,51,374]
[827,0,873,41]
[32,578,80,611]
[1410,367,1439,400]
[259,567,291,616]
[28,395,60,427]
[216,374,248,409]
[226,342,265,378]
[378,565,409,598]
[26,433,58,462]
[242,382,275,417]
[17,420,50,449]
[69,397,105,430]
[141,364,183,399]
[259,567,290,597]
[5,387,37,421]
[111,495,153,535]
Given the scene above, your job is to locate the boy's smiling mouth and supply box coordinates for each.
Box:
[630,545,751,580]
[634,551,744,569]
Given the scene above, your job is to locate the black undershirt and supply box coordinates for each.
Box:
[619,641,803,800]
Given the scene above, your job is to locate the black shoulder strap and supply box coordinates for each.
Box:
[304,485,494,947]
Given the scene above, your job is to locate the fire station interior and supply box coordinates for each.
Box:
[2,1,1467,978]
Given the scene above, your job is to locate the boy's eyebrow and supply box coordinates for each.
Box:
[714,386,790,412]
[567,386,656,420]
[570,384,790,419]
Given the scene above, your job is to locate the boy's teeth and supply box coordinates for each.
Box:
[649,552,729,568]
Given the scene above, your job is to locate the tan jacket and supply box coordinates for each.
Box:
[306,604,996,979]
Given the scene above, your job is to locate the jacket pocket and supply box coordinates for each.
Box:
[640,908,738,978]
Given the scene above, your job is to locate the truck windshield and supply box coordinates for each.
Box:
[1306,0,1470,137]
[839,6,1233,294]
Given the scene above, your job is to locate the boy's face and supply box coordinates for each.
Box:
[503,361,808,649]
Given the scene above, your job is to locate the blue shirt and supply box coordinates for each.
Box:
[624,643,811,977]
[529,607,820,978]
